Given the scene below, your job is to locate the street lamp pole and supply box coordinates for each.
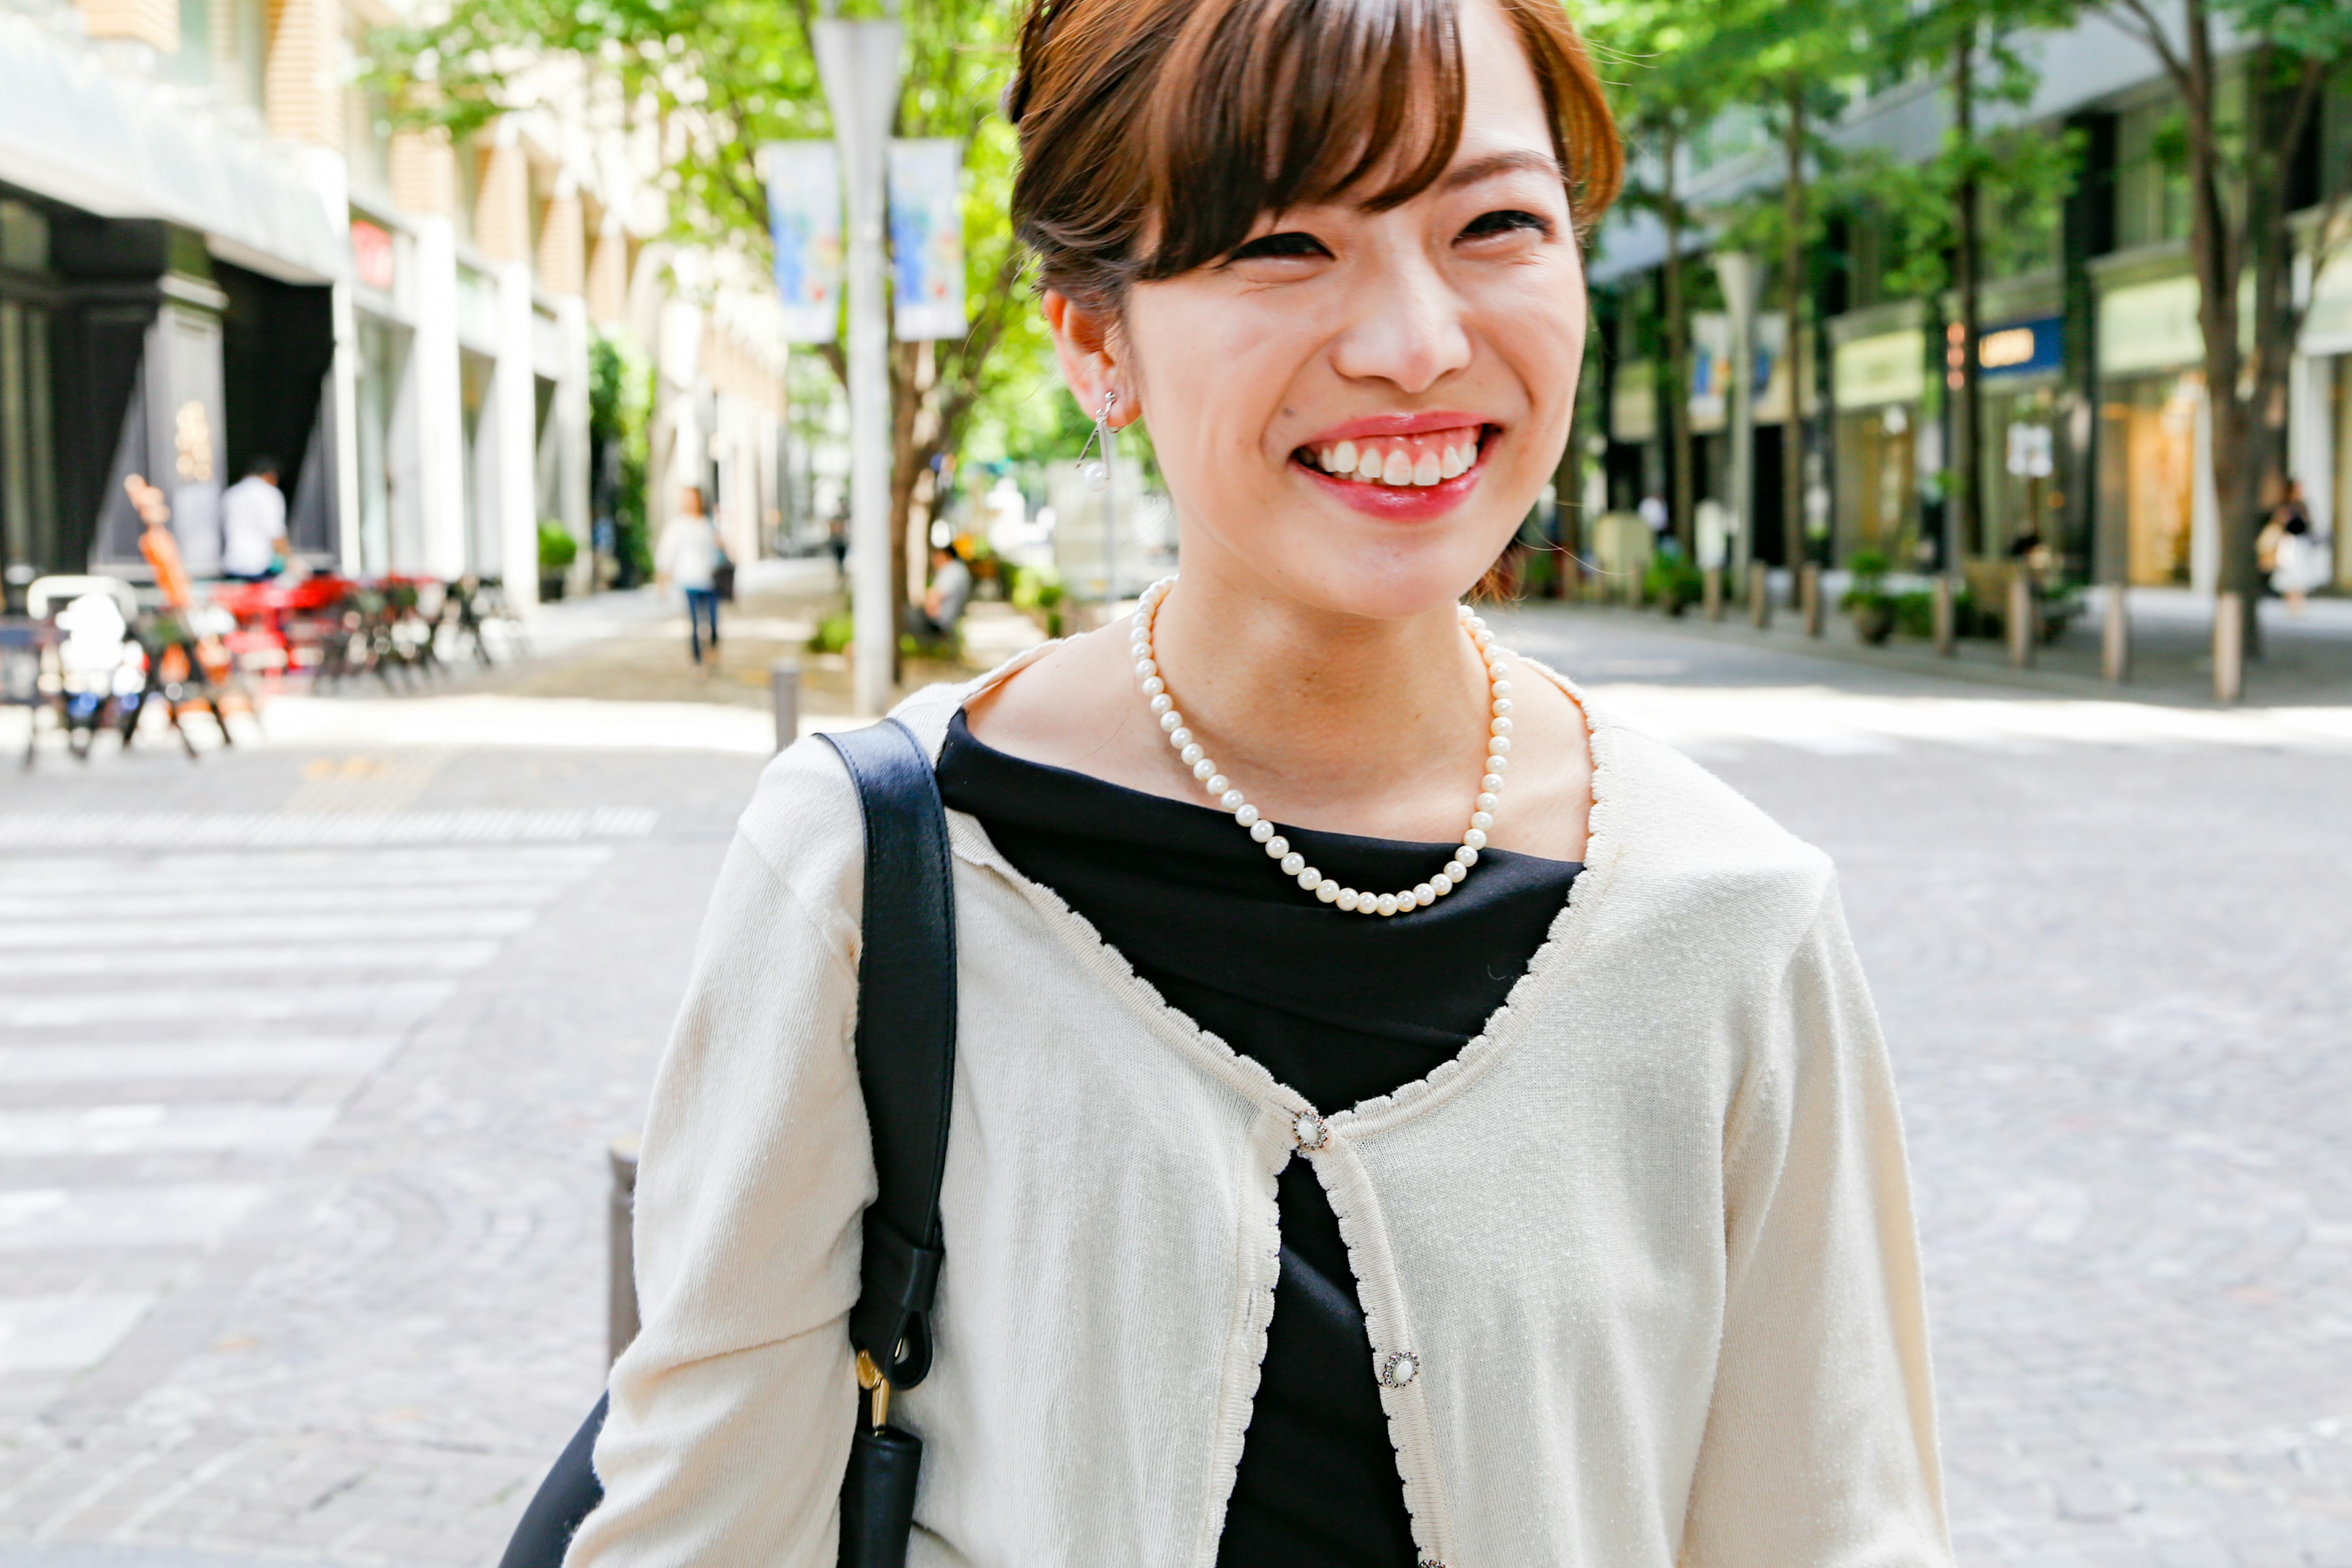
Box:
[813,9,902,717]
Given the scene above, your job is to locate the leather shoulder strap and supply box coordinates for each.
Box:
[819,718,958,1390]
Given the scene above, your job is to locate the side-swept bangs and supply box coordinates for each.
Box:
[1009,0,1623,314]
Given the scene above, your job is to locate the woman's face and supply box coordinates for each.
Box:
[1077,0,1588,620]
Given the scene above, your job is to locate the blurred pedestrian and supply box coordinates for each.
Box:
[655,486,723,664]
[2264,480,2325,614]
[915,542,972,640]
[221,457,288,582]
[568,3,1944,1566]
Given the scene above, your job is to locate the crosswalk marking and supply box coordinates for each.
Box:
[0,834,605,1384]
[0,982,454,1030]
[0,911,537,948]
[0,1183,266,1250]
[0,1293,156,1373]
[0,1103,342,1158]
[0,943,501,979]
[0,1039,398,1083]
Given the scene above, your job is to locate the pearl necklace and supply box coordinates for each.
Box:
[1131,575,1515,917]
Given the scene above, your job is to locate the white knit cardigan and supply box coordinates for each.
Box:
[570,656,1951,1568]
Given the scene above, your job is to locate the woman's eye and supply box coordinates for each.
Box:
[1227,231,1332,263]
[1458,209,1553,244]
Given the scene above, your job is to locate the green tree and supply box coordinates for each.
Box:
[372,0,1046,629]
[2089,0,2352,669]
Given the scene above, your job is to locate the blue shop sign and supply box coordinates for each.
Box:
[1978,316,2062,380]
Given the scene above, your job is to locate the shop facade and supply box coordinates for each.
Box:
[1830,304,1928,567]
[2093,258,2212,590]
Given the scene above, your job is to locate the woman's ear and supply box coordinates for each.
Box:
[1042,288,1139,429]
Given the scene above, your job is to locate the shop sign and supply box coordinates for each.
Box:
[1611,358,1657,443]
[1834,329,1924,410]
[350,219,395,293]
[2099,276,2202,376]
[1979,315,2060,380]
[1687,312,1730,433]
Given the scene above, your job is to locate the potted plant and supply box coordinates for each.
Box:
[537,522,579,603]
[1839,549,1896,644]
[1642,549,1704,616]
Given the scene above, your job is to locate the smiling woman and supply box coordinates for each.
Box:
[562,3,1953,1567]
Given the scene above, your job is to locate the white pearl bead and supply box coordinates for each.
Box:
[1170,728,1193,748]
[1336,889,1360,912]
[1265,835,1288,857]
[1489,736,1511,755]
[1414,882,1435,904]
[1282,853,1305,875]
[1481,772,1504,793]
[1234,804,1259,826]
[1142,675,1166,696]
[1490,716,1512,736]
[1492,679,1513,697]
[1134,658,1156,679]
[1462,827,1488,851]
[1476,792,1498,811]
[1453,846,1479,868]
[1220,789,1245,810]
[1159,711,1183,733]
[1193,759,1216,781]
[1180,743,1204,766]
[1148,693,1172,715]
[1470,811,1493,831]
[1375,894,1399,916]
[1492,697,1513,715]
[1205,774,1228,794]
[1307,870,1330,894]
[1472,628,1494,647]
[1430,874,1452,896]
[1250,819,1275,842]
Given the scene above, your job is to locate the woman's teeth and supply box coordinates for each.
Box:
[1309,431,1482,488]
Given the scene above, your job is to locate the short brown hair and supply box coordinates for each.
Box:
[1009,0,1622,314]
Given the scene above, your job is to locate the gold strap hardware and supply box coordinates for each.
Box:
[856,1349,891,1434]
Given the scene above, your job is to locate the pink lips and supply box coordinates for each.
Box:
[1291,411,1496,522]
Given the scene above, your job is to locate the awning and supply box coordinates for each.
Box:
[0,10,345,282]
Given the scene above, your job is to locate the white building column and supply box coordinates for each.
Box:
[556,293,593,592]
[412,215,467,581]
[496,260,540,609]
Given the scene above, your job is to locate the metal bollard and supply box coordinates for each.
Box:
[1748,564,1771,629]
[771,661,802,752]
[1702,567,1723,621]
[609,1137,640,1368]
[1800,563,1823,638]
[2007,571,2036,668]
[2102,584,2131,683]
[2214,590,2244,704]
[1932,576,1957,657]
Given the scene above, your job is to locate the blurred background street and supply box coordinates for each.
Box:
[0,593,2346,1567]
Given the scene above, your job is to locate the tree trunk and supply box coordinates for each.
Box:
[1953,29,1986,572]
[2176,0,2260,667]
[1661,121,1695,553]
[1782,81,1807,569]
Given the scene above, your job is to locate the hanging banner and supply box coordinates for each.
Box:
[764,141,843,343]
[888,138,967,341]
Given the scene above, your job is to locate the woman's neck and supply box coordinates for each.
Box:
[1143,556,1492,827]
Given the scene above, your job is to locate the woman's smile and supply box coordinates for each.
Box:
[1292,419,1496,519]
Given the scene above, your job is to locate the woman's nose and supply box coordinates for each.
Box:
[1327,254,1473,396]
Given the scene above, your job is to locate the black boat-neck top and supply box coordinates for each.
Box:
[935,710,1581,1566]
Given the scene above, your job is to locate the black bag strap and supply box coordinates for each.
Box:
[497,718,957,1568]
[820,717,958,1392]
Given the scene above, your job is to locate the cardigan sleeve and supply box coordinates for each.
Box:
[1681,878,1953,1568]
[565,813,869,1567]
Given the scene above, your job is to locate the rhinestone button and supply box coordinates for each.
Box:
[1293,1110,1329,1151]
[1379,1349,1420,1388]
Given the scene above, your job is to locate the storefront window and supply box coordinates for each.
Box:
[1835,403,1919,565]
[2099,372,2200,586]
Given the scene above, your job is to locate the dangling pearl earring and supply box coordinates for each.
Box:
[1078,390,1118,493]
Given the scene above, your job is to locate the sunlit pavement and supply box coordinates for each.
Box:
[0,597,2344,1565]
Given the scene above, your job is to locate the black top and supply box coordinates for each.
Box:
[935,712,1581,1566]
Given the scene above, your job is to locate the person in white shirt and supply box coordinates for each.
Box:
[219,458,287,581]
[655,486,725,664]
